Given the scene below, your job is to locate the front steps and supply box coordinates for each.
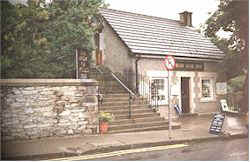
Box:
[99,93,181,134]
[88,67,181,133]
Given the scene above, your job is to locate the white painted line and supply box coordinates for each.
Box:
[50,144,188,161]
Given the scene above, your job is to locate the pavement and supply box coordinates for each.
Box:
[1,113,248,160]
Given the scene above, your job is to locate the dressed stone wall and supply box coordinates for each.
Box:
[1,79,99,141]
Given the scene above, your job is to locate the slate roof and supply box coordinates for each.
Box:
[100,8,225,60]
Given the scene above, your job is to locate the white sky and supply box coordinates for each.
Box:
[104,0,220,28]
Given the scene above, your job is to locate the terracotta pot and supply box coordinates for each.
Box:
[100,122,109,134]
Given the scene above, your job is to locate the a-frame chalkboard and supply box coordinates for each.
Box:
[209,113,225,135]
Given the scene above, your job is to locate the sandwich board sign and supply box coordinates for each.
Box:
[209,114,225,135]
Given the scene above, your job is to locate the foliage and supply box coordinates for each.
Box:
[98,112,114,123]
[1,0,105,78]
[228,75,245,92]
[204,0,248,112]
[210,37,243,81]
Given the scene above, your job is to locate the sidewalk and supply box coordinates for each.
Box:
[1,114,248,160]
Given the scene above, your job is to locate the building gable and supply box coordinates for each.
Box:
[100,8,225,60]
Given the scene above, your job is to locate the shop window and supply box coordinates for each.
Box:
[151,78,168,105]
[201,79,214,101]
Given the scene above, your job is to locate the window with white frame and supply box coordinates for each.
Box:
[151,77,168,105]
[201,79,214,100]
[147,71,169,105]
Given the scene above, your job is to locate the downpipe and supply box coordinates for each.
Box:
[129,94,132,119]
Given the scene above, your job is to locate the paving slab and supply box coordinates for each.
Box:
[1,115,248,160]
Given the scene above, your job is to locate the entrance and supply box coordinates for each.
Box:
[181,77,190,113]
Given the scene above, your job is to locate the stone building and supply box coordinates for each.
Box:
[92,8,225,115]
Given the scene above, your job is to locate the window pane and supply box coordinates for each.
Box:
[153,79,164,90]
[202,80,211,97]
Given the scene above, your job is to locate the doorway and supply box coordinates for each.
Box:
[181,77,190,113]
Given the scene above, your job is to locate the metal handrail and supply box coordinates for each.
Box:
[93,66,160,118]
[111,72,136,96]
[96,66,104,74]
[110,72,136,119]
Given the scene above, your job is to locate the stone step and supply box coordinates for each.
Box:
[108,123,181,134]
[109,120,169,131]
[110,116,165,125]
[88,75,116,81]
[98,81,127,87]
[99,89,128,94]
[100,100,148,107]
[102,97,148,103]
[100,105,148,111]
[99,88,127,92]
[103,93,130,98]
[100,108,153,116]
[102,97,129,102]
[114,112,159,120]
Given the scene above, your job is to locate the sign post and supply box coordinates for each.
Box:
[164,55,176,140]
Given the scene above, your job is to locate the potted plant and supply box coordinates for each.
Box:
[98,112,114,134]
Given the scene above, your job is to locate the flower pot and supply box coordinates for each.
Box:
[100,122,109,134]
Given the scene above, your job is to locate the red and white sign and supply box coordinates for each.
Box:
[164,55,176,70]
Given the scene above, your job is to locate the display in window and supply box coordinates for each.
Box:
[202,80,211,98]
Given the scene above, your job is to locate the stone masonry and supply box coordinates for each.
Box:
[1,79,99,141]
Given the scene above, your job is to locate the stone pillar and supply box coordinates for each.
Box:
[193,71,200,113]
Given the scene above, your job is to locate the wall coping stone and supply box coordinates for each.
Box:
[0,79,98,86]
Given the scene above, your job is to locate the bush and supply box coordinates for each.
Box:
[98,112,114,123]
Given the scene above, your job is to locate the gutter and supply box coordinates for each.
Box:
[134,53,223,63]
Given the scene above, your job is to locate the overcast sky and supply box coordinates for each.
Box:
[9,0,220,29]
[104,0,220,28]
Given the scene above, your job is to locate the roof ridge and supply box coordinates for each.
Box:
[100,7,179,23]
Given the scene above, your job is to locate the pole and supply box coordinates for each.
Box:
[168,69,172,139]
[75,49,79,79]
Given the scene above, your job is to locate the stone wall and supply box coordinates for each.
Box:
[1,79,99,141]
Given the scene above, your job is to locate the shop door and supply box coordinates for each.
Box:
[181,77,190,113]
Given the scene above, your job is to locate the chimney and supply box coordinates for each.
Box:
[179,11,192,27]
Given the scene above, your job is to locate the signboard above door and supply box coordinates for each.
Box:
[175,62,204,71]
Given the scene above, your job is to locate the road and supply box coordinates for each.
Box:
[74,138,248,161]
